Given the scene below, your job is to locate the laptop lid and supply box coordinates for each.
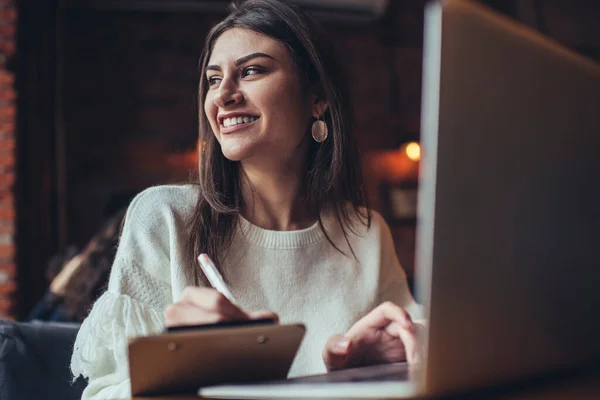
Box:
[417,0,600,395]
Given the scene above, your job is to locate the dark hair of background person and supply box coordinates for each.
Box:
[187,0,371,285]
[61,207,128,322]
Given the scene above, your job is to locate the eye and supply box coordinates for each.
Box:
[242,66,264,78]
[207,76,222,86]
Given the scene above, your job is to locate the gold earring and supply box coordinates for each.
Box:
[311,115,328,143]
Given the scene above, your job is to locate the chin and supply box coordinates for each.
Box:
[218,135,265,162]
[220,146,252,162]
[217,130,264,161]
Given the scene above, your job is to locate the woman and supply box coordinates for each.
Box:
[27,206,127,323]
[71,0,424,398]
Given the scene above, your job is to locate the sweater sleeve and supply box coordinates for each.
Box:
[70,188,175,400]
[375,213,425,322]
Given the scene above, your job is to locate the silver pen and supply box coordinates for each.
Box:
[197,254,237,305]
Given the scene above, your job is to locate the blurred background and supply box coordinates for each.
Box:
[2,0,599,320]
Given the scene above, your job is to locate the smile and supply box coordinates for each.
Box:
[220,116,259,134]
[222,116,259,127]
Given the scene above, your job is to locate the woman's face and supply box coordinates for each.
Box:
[204,28,316,165]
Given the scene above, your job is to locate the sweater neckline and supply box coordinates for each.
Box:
[237,214,326,248]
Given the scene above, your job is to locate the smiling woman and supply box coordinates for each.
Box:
[204,31,312,163]
[69,1,424,399]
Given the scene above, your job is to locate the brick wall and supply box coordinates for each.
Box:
[0,0,16,319]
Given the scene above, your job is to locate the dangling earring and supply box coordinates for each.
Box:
[312,115,328,143]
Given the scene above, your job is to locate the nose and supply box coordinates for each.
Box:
[213,78,244,108]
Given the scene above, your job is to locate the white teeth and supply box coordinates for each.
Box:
[222,116,258,127]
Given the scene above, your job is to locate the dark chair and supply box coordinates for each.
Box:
[0,319,86,400]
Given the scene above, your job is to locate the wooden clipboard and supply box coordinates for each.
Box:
[128,323,306,396]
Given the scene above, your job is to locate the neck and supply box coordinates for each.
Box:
[239,160,316,231]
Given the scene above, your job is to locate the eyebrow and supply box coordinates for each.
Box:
[206,52,275,72]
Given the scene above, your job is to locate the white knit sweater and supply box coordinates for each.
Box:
[70,184,423,400]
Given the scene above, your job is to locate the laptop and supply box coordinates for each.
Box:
[199,0,600,398]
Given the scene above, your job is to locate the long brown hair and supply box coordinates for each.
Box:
[187,0,370,285]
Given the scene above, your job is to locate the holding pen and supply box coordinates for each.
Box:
[197,254,238,305]
[197,253,279,322]
[164,253,278,329]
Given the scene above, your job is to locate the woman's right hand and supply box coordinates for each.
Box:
[164,286,277,327]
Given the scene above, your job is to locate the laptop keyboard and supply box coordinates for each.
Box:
[286,362,411,384]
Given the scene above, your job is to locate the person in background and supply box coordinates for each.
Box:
[71,1,426,399]
[25,245,80,322]
[26,203,130,323]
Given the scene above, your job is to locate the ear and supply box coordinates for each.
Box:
[312,99,329,119]
[309,85,329,118]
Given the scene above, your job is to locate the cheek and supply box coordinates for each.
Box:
[260,83,306,125]
[203,95,218,132]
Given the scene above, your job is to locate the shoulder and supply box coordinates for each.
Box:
[110,185,199,285]
[125,184,199,226]
[129,184,199,212]
[119,184,199,248]
[369,209,391,236]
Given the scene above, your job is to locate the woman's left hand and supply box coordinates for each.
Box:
[322,302,424,371]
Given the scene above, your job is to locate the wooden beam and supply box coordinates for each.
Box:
[14,0,61,318]
[58,0,229,12]
[515,0,545,32]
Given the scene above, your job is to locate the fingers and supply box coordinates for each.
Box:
[322,334,353,371]
[165,286,281,329]
[346,301,413,338]
[180,286,248,319]
[386,321,421,364]
[248,310,280,323]
[164,286,249,327]
[164,302,232,327]
[343,302,423,366]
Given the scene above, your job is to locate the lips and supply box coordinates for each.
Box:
[222,115,259,128]
[219,116,259,134]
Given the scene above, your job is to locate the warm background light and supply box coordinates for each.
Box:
[403,141,421,162]
[364,141,421,184]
